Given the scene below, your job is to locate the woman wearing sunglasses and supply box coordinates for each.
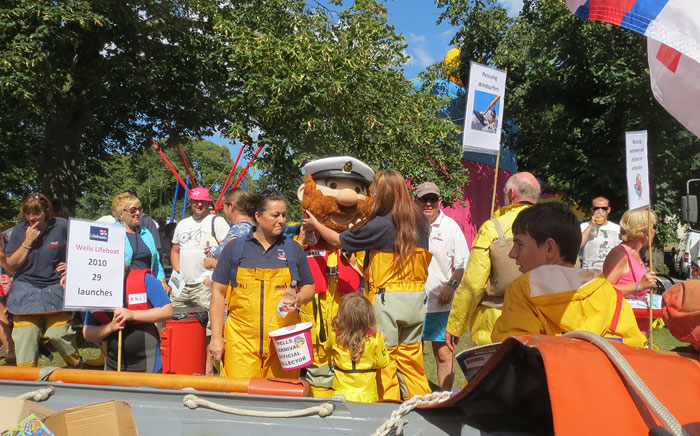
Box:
[111,192,168,292]
[81,192,172,372]
[303,170,432,401]
[4,193,81,367]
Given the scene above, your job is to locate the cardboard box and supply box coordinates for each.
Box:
[0,398,55,434]
[2,413,55,436]
[43,401,137,436]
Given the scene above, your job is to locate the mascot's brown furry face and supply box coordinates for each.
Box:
[300,174,373,233]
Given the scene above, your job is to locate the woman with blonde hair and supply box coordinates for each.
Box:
[111,192,168,291]
[81,192,171,372]
[324,292,389,403]
[603,208,659,309]
[303,169,432,401]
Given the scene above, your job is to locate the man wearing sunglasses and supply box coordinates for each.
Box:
[415,182,469,391]
[580,197,620,271]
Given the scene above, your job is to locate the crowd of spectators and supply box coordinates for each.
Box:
[0,170,660,403]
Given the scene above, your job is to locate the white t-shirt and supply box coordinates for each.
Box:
[425,211,470,313]
[172,214,230,284]
[579,221,621,271]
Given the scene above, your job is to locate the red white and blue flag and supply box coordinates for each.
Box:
[567,0,700,137]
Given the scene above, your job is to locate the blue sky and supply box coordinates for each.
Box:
[385,0,523,80]
[383,1,456,81]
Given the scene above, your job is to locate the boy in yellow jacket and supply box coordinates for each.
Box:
[491,202,647,347]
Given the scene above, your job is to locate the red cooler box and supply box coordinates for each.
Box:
[161,309,207,375]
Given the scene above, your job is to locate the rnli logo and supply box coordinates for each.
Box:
[277,249,287,261]
[89,226,109,242]
[128,293,147,305]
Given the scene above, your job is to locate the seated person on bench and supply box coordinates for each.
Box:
[491,202,647,347]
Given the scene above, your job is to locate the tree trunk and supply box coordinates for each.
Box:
[39,103,90,216]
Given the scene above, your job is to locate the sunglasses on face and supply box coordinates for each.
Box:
[592,207,608,212]
[123,206,142,214]
[417,194,440,204]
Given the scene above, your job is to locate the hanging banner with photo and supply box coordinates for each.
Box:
[625,131,651,210]
[64,219,126,310]
[462,61,507,154]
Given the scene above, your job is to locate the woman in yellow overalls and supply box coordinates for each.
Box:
[304,170,432,401]
[209,191,315,379]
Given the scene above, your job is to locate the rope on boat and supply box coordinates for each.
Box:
[564,331,687,436]
[182,394,335,418]
[16,386,55,402]
[371,390,453,436]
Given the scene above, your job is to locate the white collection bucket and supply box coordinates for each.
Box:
[268,322,314,370]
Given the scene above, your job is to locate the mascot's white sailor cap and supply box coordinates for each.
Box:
[303,156,375,188]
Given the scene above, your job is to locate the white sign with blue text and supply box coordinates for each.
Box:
[64,218,125,310]
[463,61,507,154]
[625,130,651,210]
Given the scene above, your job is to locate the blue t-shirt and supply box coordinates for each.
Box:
[84,273,170,372]
[212,232,314,287]
[213,220,255,258]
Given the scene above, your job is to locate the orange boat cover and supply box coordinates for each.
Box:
[663,280,700,351]
[427,335,700,435]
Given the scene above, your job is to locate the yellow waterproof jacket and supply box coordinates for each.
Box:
[447,203,530,340]
[491,265,647,348]
[365,249,431,301]
[324,330,390,403]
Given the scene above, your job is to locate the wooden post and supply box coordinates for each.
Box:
[117,330,123,372]
[490,150,501,217]
[647,208,654,348]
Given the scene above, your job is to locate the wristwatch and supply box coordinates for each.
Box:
[447,279,459,290]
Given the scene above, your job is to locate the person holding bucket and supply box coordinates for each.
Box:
[303,170,432,401]
[323,292,389,403]
[209,191,315,379]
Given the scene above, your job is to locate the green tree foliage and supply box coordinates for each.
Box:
[75,138,235,221]
[1,0,467,222]
[438,0,700,243]
[1,0,230,216]
[214,0,466,202]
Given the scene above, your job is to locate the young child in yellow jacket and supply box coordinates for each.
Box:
[324,293,390,403]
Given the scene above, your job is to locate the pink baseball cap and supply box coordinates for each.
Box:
[189,187,213,202]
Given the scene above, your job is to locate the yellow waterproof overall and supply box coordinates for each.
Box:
[365,248,432,401]
[223,266,301,379]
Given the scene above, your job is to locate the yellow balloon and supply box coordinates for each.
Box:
[444,47,462,86]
